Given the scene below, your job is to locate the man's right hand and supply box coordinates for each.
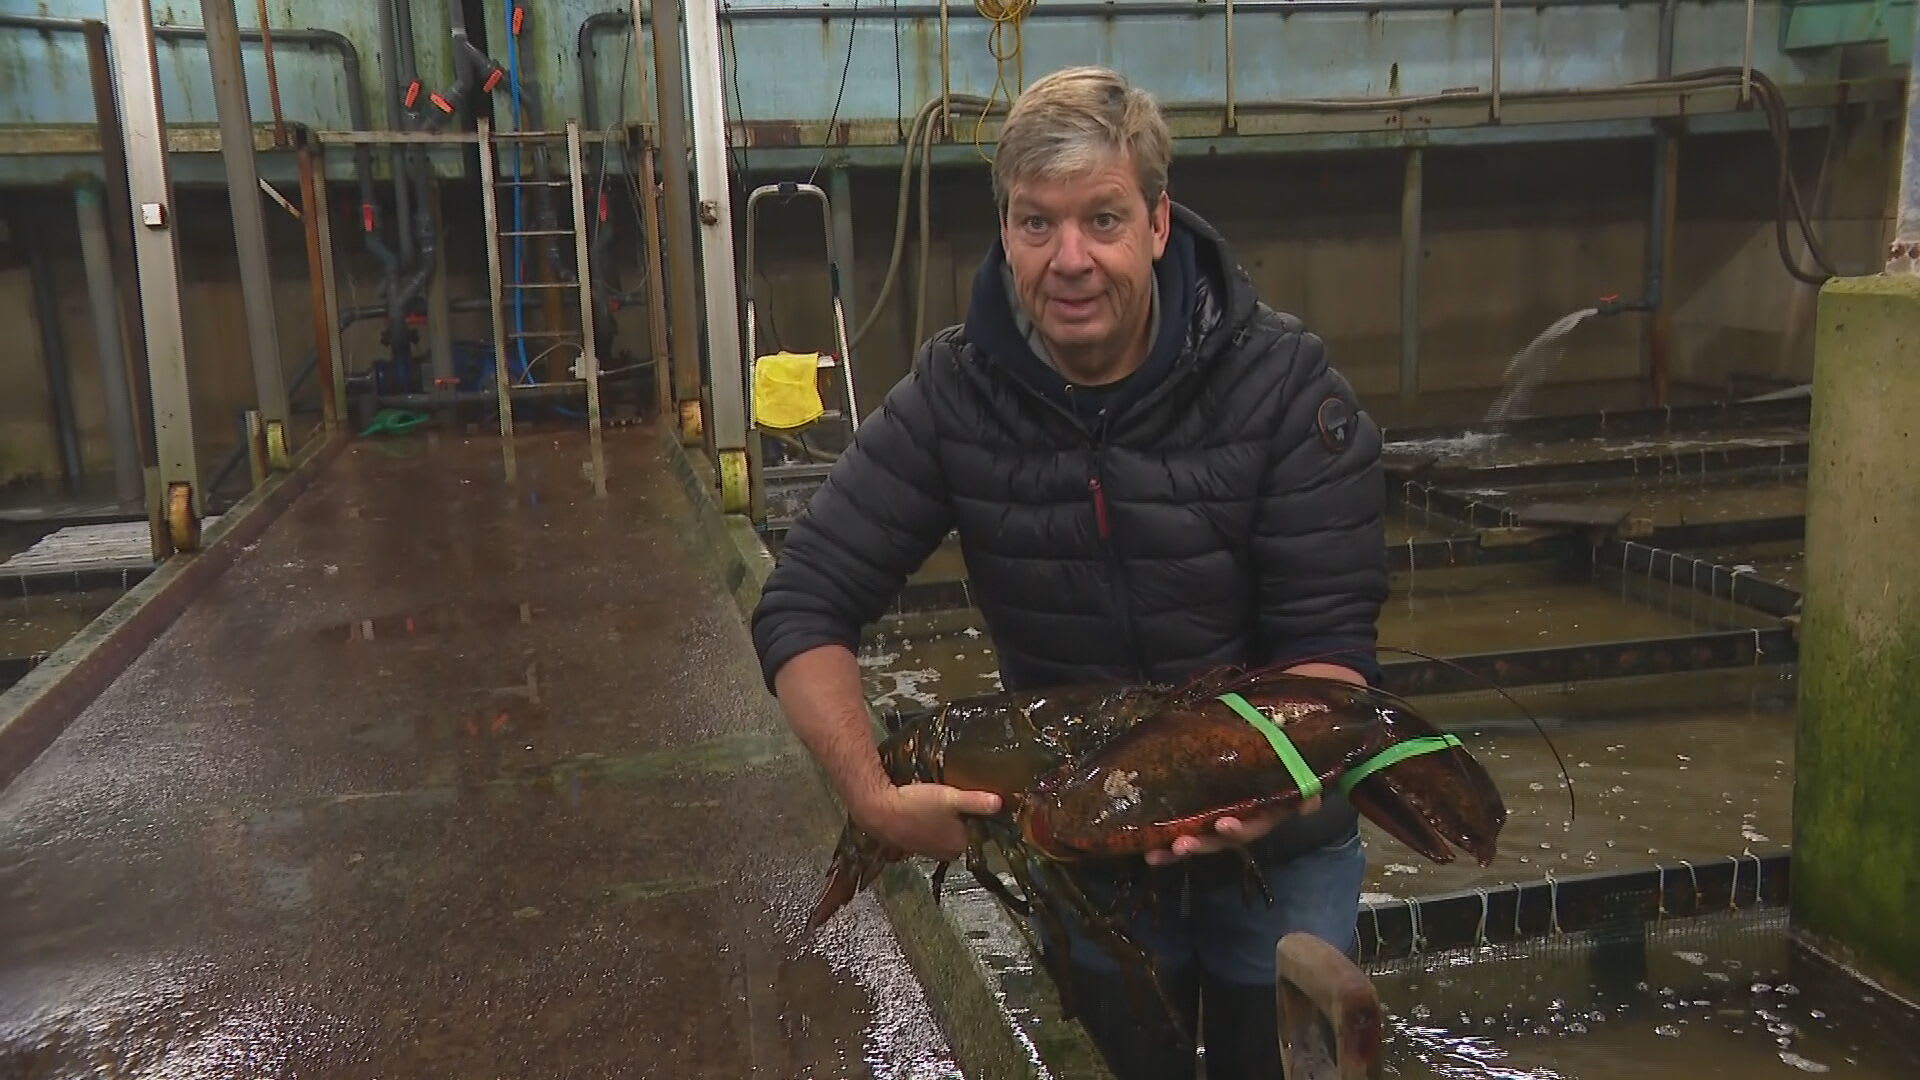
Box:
[853,783,1003,862]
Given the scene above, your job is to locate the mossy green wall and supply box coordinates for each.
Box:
[1796,272,1920,996]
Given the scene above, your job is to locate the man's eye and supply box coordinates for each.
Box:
[1093,213,1118,230]
[1022,216,1049,232]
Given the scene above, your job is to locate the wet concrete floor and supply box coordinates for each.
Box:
[1374,908,1920,1079]
[0,427,959,1079]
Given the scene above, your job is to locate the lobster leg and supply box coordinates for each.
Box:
[991,835,1086,1020]
[962,822,1033,917]
[1023,852,1191,1042]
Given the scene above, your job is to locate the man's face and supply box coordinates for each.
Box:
[1000,156,1170,381]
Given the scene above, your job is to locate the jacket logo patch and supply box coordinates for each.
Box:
[1316,397,1354,453]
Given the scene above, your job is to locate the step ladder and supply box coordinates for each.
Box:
[741,181,860,523]
[475,117,602,443]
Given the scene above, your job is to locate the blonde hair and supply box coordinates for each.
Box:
[991,66,1171,215]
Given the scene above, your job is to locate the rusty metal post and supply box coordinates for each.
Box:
[296,144,339,431]
[638,0,708,444]
[637,140,675,420]
[254,0,287,147]
[1274,933,1383,1080]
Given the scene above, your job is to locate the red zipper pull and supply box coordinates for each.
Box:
[1088,476,1111,539]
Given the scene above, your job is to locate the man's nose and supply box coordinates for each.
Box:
[1050,223,1094,274]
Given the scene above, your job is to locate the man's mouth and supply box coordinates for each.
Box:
[1049,296,1099,318]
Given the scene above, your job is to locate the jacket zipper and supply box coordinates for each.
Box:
[1087,453,1148,681]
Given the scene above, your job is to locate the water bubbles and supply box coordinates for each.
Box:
[1677,754,1692,762]
[1566,1022,1588,1035]
[1655,1024,1682,1037]
[1529,781,1546,792]
[1809,1009,1826,1020]
[1410,1004,1432,1020]
[1768,1022,1797,1037]
[1674,951,1707,966]
[1778,984,1800,995]
[1753,983,1773,994]
[1779,1052,1830,1073]
[1610,786,1626,794]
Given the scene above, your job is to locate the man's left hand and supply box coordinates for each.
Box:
[1143,794,1321,867]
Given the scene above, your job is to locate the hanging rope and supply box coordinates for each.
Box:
[970,0,1035,159]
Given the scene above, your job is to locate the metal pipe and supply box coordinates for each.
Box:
[640,0,709,420]
[1648,132,1678,405]
[1889,0,1920,273]
[1490,0,1503,122]
[203,0,291,430]
[74,183,146,505]
[1646,0,1679,403]
[297,146,341,431]
[21,213,85,493]
[637,139,675,419]
[1399,146,1422,404]
[1224,0,1237,131]
[254,0,286,146]
[582,0,1678,22]
[685,0,748,459]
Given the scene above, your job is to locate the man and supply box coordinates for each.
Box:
[752,66,1387,1079]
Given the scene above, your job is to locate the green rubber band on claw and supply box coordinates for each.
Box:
[1335,734,1466,796]
[1217,692,1322,801]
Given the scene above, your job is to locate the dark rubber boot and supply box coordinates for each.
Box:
[1197,975,1285,1080]
[1063,959,1201,1080]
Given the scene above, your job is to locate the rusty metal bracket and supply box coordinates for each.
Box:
[1275,932,1383,1079]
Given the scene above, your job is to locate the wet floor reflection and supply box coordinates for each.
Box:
[0,429,959,1078]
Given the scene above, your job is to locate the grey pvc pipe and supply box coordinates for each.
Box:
[1399,147,1422,403]
[74,184,144,505]
[203,0,290,426]
[22,215,84,492]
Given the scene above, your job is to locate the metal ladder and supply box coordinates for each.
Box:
[476,117,602,444]
[741,181,859,523]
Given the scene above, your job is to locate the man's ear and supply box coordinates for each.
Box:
[1150,190,1171,259]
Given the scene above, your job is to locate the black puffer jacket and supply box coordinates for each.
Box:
[752,202,1389,859]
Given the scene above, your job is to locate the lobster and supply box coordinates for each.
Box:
[804,662,1512,1029]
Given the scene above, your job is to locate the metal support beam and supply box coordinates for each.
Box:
[427,185,454,385]
[828,165,861,413]
[684,0,750,508]
[639,0,709,442]
[103,0,202,540]
[295,146,339,432]
[1399,147,1422,404]
[74,183,145,505]
[202,0,291,442]
[82,19,166,558]
[637,140,675,421]
[1889,0,1920,272]
[309,161,347,426]
[476,117,518,481]
[22,214,83,493]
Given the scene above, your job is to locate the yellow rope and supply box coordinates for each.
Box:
[970,0,1034,160]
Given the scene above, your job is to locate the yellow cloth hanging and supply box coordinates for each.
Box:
[752,351,827,430]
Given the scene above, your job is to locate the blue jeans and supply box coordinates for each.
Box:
[1029,826,1368,986]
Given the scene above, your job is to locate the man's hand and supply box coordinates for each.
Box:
[853,783,1003,862]
[1143,795,1321,867]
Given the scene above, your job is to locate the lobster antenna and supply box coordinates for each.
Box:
[1254,644,1575,825]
